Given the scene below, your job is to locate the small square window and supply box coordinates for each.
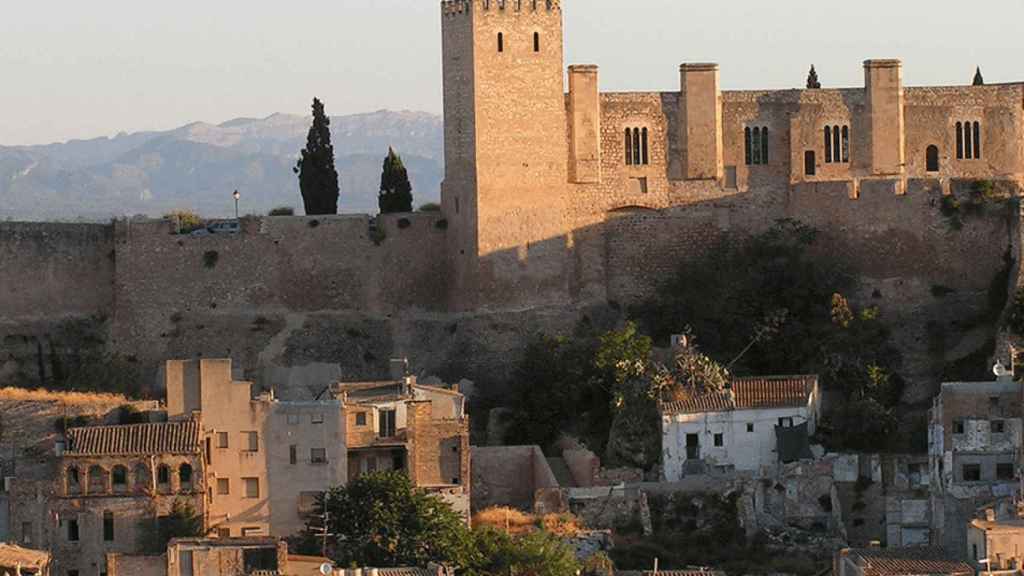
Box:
[953,420,965,435]
[241,527,262,537]
[963,464,982,482]
[217,528,231,539]
[289,445,297,465]
[244,432,259,452]
[997,463,1015,480]
[217,479,230,495]
[312,413,324,424]
[67,518,79,542]
[778,417,794,428]
[746,423,754,433]
[287,414,300,426]
[993,420,1006,434]
[311,448,327,464]
[217,432,229,448]
[243,478,260,499]
[356,412,367,427]
[714,434,724,447]
[990,396,1000,407]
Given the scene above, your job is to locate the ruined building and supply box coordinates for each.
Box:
[928,375,1023,552]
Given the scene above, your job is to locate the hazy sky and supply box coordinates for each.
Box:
[2,0,1020,146]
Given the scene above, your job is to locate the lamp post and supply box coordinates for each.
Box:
[233,190,240,220]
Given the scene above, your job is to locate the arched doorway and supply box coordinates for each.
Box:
[926,145,940,173]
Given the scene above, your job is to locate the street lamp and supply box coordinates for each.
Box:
[233,190,240,220]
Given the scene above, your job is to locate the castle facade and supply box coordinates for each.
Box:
[439,0,1024,310]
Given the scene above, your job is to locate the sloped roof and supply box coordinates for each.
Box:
[661,376,817,415]
[66,420,201,456]
[0,543,50,569]
[846,547,972,576]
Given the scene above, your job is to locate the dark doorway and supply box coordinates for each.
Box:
[804,151,816,176]
[926,145,940,172]
[392,449,407,472]
[686,434,700,460]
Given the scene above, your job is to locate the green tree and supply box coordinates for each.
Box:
[806,65,821,89]
[973,66,985,86]
[294,98,340,215]
[465,528,580,576]
[141,499,204,553]
[379,147,414,214]
[314,472,473,568]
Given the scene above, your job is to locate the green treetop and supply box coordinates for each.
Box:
[294,98,340,215]
[379,147,414,214]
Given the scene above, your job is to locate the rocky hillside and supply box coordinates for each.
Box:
[0,110,443,221]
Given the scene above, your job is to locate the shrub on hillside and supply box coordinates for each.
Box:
[165,210,204,234]
[419,202,442,212]
[268,206,295,216]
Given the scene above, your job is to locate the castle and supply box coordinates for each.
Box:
[438,0,1024,310]
[0,0,1021,398]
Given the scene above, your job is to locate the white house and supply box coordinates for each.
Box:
[661,375,821,480]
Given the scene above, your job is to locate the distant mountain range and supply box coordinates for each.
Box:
[0,110,443,221]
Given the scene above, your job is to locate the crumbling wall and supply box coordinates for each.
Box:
[471,446,556,512]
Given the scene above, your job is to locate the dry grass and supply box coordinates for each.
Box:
[0,387,133,405]
[472,507,584,537]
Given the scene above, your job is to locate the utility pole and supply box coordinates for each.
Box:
[313,510,333,558]
[233,190,240,220]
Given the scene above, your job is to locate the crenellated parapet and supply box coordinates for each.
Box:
[442,0,560,17]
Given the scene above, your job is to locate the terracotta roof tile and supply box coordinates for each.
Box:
[66,420,201,456]
[0,543,50,570]
[846,547,973,576]
[661,376,817,415]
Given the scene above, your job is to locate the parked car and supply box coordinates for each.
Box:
[192,220,240,237]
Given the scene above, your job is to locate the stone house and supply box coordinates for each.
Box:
[0,543,51,576]
[51,420,206,576]
[335,377,471,518]
[834,547,973,576]
[106,537,289,576]
[928,376,1023,551]
[967,512,1024,573]
[660,376,820,480]
[165,359,348,539]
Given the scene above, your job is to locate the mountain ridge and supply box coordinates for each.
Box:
[0,110,443,221]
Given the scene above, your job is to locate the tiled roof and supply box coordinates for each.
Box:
[847,547,973,576]
[0,543,50,569]
[66,420,201,456]
[661,375,817,415]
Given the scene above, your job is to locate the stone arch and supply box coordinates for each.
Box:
[133,463,150,492]
[112,465,128,493]
[179,463,194,492]
[87,465,108,495]
[926,145,940,172]
[66,466,81,495]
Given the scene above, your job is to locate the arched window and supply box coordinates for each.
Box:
[927,145,940,172]
[964,121,973,160]
[833,126,841,164]
[956,122,964,159]
[761,127,769,164]
[88,465,108,495]
[157,465,171,492]
[973,122,980,157]
[179,464,194,491]
[744,127,752,165]
[133,464,149,492]
[112,466,128,492]
[632,128,641,166]
[533,32,540,52]
[67,467,81,495]
[497,32,504,53]
[752,128,762,165]
[624,127,650,166]
[824,126,833,164]
[641,128,649,165]
[841,126,849,163]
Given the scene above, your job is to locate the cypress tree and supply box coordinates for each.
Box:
[973,66,985,86]
[378,147,414,214]
[806,65,821,89]
[293,98,340,215]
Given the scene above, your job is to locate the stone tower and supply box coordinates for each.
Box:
[440,0,570,310]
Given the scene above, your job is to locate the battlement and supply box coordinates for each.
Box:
[441,0,560,17]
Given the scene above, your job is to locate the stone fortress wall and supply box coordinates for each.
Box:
[1,0,1023,400]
